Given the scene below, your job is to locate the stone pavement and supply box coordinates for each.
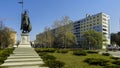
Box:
[0,44,48,68]
[107,51,120,57]
[99,50,120,57]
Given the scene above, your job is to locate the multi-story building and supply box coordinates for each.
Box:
[74,12,110,49]
[10,31,17,44]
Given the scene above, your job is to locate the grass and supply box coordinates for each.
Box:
[48,51,112,68]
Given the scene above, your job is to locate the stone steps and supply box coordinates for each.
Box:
[5,58,42,62]
[0,44,48,68]
[1,61,44,66]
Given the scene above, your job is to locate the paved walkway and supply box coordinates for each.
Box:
[99,50,120,57]
[107,51,120,57]
[0,44,48,68]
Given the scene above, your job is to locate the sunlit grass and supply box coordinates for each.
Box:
[49,51,112,68]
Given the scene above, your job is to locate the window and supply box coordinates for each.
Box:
[87,18,89,21]
[103,28,107,31]
[103,25,107,28]
[90,17,92,20]
[93,16,95,19]
[93,23,96,25]
[97,19,99,21]
[97,22,99,24]
[90,24,92,26]
[103,32,107,35]
[103,18,106,21]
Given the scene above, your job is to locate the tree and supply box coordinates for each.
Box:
[82,30,102,49]
[36,16,77,48]
[35,27,55,48]
[110,32,120,46]
[52,16,77,48]
[0,27,14,49]
[111,33,117,45]
[44,27,55,47]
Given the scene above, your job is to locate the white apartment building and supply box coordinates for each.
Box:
[74,13,110,49]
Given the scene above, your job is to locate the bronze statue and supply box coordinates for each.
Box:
[20,11,32,33]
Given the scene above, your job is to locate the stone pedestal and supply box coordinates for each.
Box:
[20,33,30,45]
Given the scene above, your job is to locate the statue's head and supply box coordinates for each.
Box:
[24,11,27,14]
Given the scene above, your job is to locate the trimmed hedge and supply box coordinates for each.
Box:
[111,57,120,60]
[104,64,120,68]
[56,49,68,53]
[73,50,87,56]
[84,58,109,66]
[45,60,65,68]
[38,52,47,56]
[86,50,99,54]
[35,48,65,68]
[0,66,7,68]
[41,54,56,61]
[0,48,14,65]
[35,48,56,53]
[112,60,120,65]
[102,53,110,56]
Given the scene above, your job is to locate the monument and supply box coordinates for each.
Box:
[20,11,32,45]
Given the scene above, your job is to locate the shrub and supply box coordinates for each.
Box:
[35,48,56,53]
[0,48,14,57]
[104,64,120,68]
[57,49,68,53]
[111,57,120,60]
[0,57,7,64]
[41,54,56,61]
[0,66,7,68]
[102,53,110,56]
[84,58,109,66]
[86,50,99,54]
[0,48,14,65]
[73,50,87,56]
[112,60,120,65]
[45,60,65,68]
[38,52,47,56]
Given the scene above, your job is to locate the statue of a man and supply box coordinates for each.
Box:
[20,11,32,33]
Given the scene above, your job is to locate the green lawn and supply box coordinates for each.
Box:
[49,51,112,68]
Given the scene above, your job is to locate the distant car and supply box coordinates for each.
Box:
[106,45,120,51]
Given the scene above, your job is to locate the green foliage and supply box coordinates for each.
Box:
[86,50,99,54]
[0,27,15,49]
[112,60,120,65]
[41,54,56,61]
[0,57,6,64]
[56,49,68,53]
[73,50,87,56]
[35,48,56,53]
[111,57,120,60]
[0,48,14,57]
[45,60,65,68]
[102,53,110,56]
[35,48,65,68]
[38,52,47,56]
[84,58,109,66]
[0,66,7,68]
[111,33,120,45]
[36,16,77,48]
[0,48,14,65]
[82,30,103,49]
[103,63,120,68]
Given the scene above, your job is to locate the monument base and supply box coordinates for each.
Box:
[20,33,30,45]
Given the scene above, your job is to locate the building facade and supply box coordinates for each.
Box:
[73,13,110,49]
[10,31,17,44]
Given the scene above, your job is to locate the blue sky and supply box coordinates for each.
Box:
[0,0,120,41]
